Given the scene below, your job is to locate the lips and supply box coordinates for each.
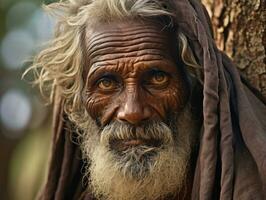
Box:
[123,139,145,146]
[110,138,161,152]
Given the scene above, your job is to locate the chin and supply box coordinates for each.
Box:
[80,106,199,200]
[88,141,189,200]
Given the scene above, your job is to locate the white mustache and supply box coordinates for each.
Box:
[100,121,174,146]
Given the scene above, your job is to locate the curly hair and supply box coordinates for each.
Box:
[24,0,201,128]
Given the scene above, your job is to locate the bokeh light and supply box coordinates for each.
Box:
[1,2,54,70]
[0,0,55,199]
[5,2,37,31]
[28,8,55,44]
[0,89,32,137]
[1,29,35,69]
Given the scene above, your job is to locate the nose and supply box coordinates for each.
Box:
[116,93,152,125]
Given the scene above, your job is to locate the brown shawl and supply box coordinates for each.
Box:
[38,0,266,199]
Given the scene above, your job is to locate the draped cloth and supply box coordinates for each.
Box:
[37,0,266,199]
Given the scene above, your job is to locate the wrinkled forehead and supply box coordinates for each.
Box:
[84,20,178,67]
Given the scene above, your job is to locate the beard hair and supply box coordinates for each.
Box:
[80,105,199,200]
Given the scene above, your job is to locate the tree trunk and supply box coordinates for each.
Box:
[201,0,266,98]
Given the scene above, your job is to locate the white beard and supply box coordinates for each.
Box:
[80,105,199,200]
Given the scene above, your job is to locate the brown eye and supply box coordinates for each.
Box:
[150,72,169,85]
[98,78,116,90]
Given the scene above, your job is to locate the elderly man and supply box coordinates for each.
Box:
[27,0,266,199]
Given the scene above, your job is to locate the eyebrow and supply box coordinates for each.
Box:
[87,62,117,78]
[87,59,178,80]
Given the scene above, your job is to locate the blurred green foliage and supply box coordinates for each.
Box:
[0,0,56,199]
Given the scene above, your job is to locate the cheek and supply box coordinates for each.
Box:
[148,79,189,117]
[84,92,113,120]
[169,79,189,110]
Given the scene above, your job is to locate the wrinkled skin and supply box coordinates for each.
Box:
[83,20,190,129]
[81,20,201,199]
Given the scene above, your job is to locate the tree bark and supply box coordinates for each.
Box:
[201,0,266,98]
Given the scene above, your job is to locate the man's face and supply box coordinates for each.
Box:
[84,20,189,127]
[81,20,196,200]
